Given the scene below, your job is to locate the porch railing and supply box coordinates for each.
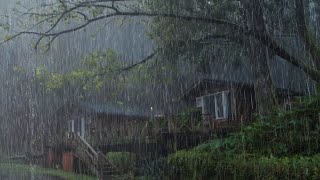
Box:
[66,132,116,177]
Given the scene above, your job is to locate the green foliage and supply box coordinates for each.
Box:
[107,152,136,174]
[147,0,248,69]
[175,107,202,132]
[168,94,320,179]
[35,48,123,93]
[138,157,169,180]
[12,64,27,74]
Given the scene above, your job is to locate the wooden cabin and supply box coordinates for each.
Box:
[169,79,304,133]
[44,101,153,172]
[49,102,152,147]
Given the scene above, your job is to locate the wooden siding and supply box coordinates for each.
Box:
[89,114,149,146]
[175,81,256,133]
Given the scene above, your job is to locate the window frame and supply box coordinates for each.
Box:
[200,90,230,119]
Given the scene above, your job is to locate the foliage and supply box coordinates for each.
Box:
[36,48,124,93]
[107,152,136,174]
[175,107,202,132]
[138,157,169,180]
[8,0,320,83]
[168,94,320,179]
[148,0,246,62]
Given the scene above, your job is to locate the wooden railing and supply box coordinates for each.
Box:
[72,133,98,159]
[66,132,98,175]
[66,132,116,177]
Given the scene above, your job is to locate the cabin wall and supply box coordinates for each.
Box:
[233,86,256,122]
[277,94,295,111]
[184,83,232,107]
[89,115,148,146]
[171,83,256,133]
[183,82,237,119]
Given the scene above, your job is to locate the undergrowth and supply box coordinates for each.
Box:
[168,94,320,179]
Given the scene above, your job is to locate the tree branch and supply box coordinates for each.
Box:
[95,52,156,77]
[3,2,320,82]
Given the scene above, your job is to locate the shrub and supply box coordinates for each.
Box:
[106,152,136,174]
[168,94,320,179]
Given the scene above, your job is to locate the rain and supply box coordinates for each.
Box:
[0,0,319,179]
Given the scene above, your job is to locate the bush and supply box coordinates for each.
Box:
[168,94,320,179]
[106,152,136,174]
[138,157,169,179]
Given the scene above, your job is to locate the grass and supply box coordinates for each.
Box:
[0,163,96,180]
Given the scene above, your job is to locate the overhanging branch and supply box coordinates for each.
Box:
[3,2,320,82]
[95,52,156,77]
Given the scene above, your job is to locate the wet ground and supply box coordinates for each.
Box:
[0,171,65,180]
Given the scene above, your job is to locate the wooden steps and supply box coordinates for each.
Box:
[67,132,118,179]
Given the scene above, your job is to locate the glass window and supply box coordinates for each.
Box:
[203,95,215,115]
[68,120,74,132]
[198,91,230,119]
[214,93,224,118]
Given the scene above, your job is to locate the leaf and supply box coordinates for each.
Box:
[4,35,12,41]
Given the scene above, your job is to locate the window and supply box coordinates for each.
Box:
[215,93,224,118]
[68,120,74,132]
[68,118,85,138]
[74,119,81,135]
[199,91,231,119]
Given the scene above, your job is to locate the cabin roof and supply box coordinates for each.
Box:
[177,78,303,101]
[173,35,315,102]
[200,58,314,93]
[53,101,151,120]
[77,101,151,118]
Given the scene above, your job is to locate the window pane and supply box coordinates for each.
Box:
[215,93,223,118]
[203,95,215,116]
[74,119,80,133]
[208,95,215,116]
[224,92,231,118]
[203,96,210,115]
[68,121,71,132]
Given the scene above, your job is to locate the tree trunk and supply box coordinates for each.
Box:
[247,0,278,115]
[296,0,320,69]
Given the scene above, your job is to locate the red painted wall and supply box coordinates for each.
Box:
[62,152,74,172]
[46,149,54,167]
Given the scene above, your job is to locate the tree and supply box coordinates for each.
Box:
[148,0,317,113]
[2,0,320,114]
[247,0,277,114]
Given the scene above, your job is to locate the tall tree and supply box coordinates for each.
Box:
[1,0,320,114]
[2,0,319,81]
[247,0,277,114]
